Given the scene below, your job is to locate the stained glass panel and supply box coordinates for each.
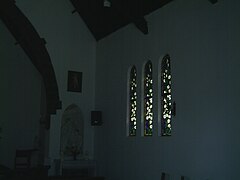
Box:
[144,61,153,136]
[129,66,137,136]
[161,55,172,136]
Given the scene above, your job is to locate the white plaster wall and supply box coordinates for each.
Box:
[95,0,240,179]
[0,22,42,168]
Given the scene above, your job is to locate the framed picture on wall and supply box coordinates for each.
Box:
[67,71,82,92]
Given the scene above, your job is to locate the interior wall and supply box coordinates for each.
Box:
[0,22,42,169]
[0,0,96,169]
[95,0,240,179]
[16,0,96,162]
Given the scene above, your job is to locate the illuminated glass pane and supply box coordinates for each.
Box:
[161,55,172,136]
[144,61,153,136]
[129,66,137,136]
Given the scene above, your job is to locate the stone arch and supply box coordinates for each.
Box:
[0,1,61,127]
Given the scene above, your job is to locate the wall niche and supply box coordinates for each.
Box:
[60,104,84,160]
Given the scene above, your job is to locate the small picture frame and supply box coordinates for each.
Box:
[67,71,82,92]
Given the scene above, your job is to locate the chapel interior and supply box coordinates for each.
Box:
[1,0,240,180]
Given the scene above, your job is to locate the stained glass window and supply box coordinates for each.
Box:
[128,66,137,136]
[161,55,172,136]
[144,61,153,136]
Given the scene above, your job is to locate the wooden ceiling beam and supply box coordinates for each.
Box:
[110,1,148,35]
[209,0,218,4]
[133,17,148,35]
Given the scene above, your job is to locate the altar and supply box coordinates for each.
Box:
[62,160,96,177]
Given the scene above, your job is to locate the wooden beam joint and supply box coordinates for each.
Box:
[71,9,77,14]
[209,0,218,4]
[133,17,148,35]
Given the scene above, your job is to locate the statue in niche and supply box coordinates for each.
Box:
[60,104,84,160]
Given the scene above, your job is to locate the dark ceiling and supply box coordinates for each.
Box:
[70,0,174,41]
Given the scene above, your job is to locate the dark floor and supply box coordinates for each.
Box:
[0,166,103,180]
